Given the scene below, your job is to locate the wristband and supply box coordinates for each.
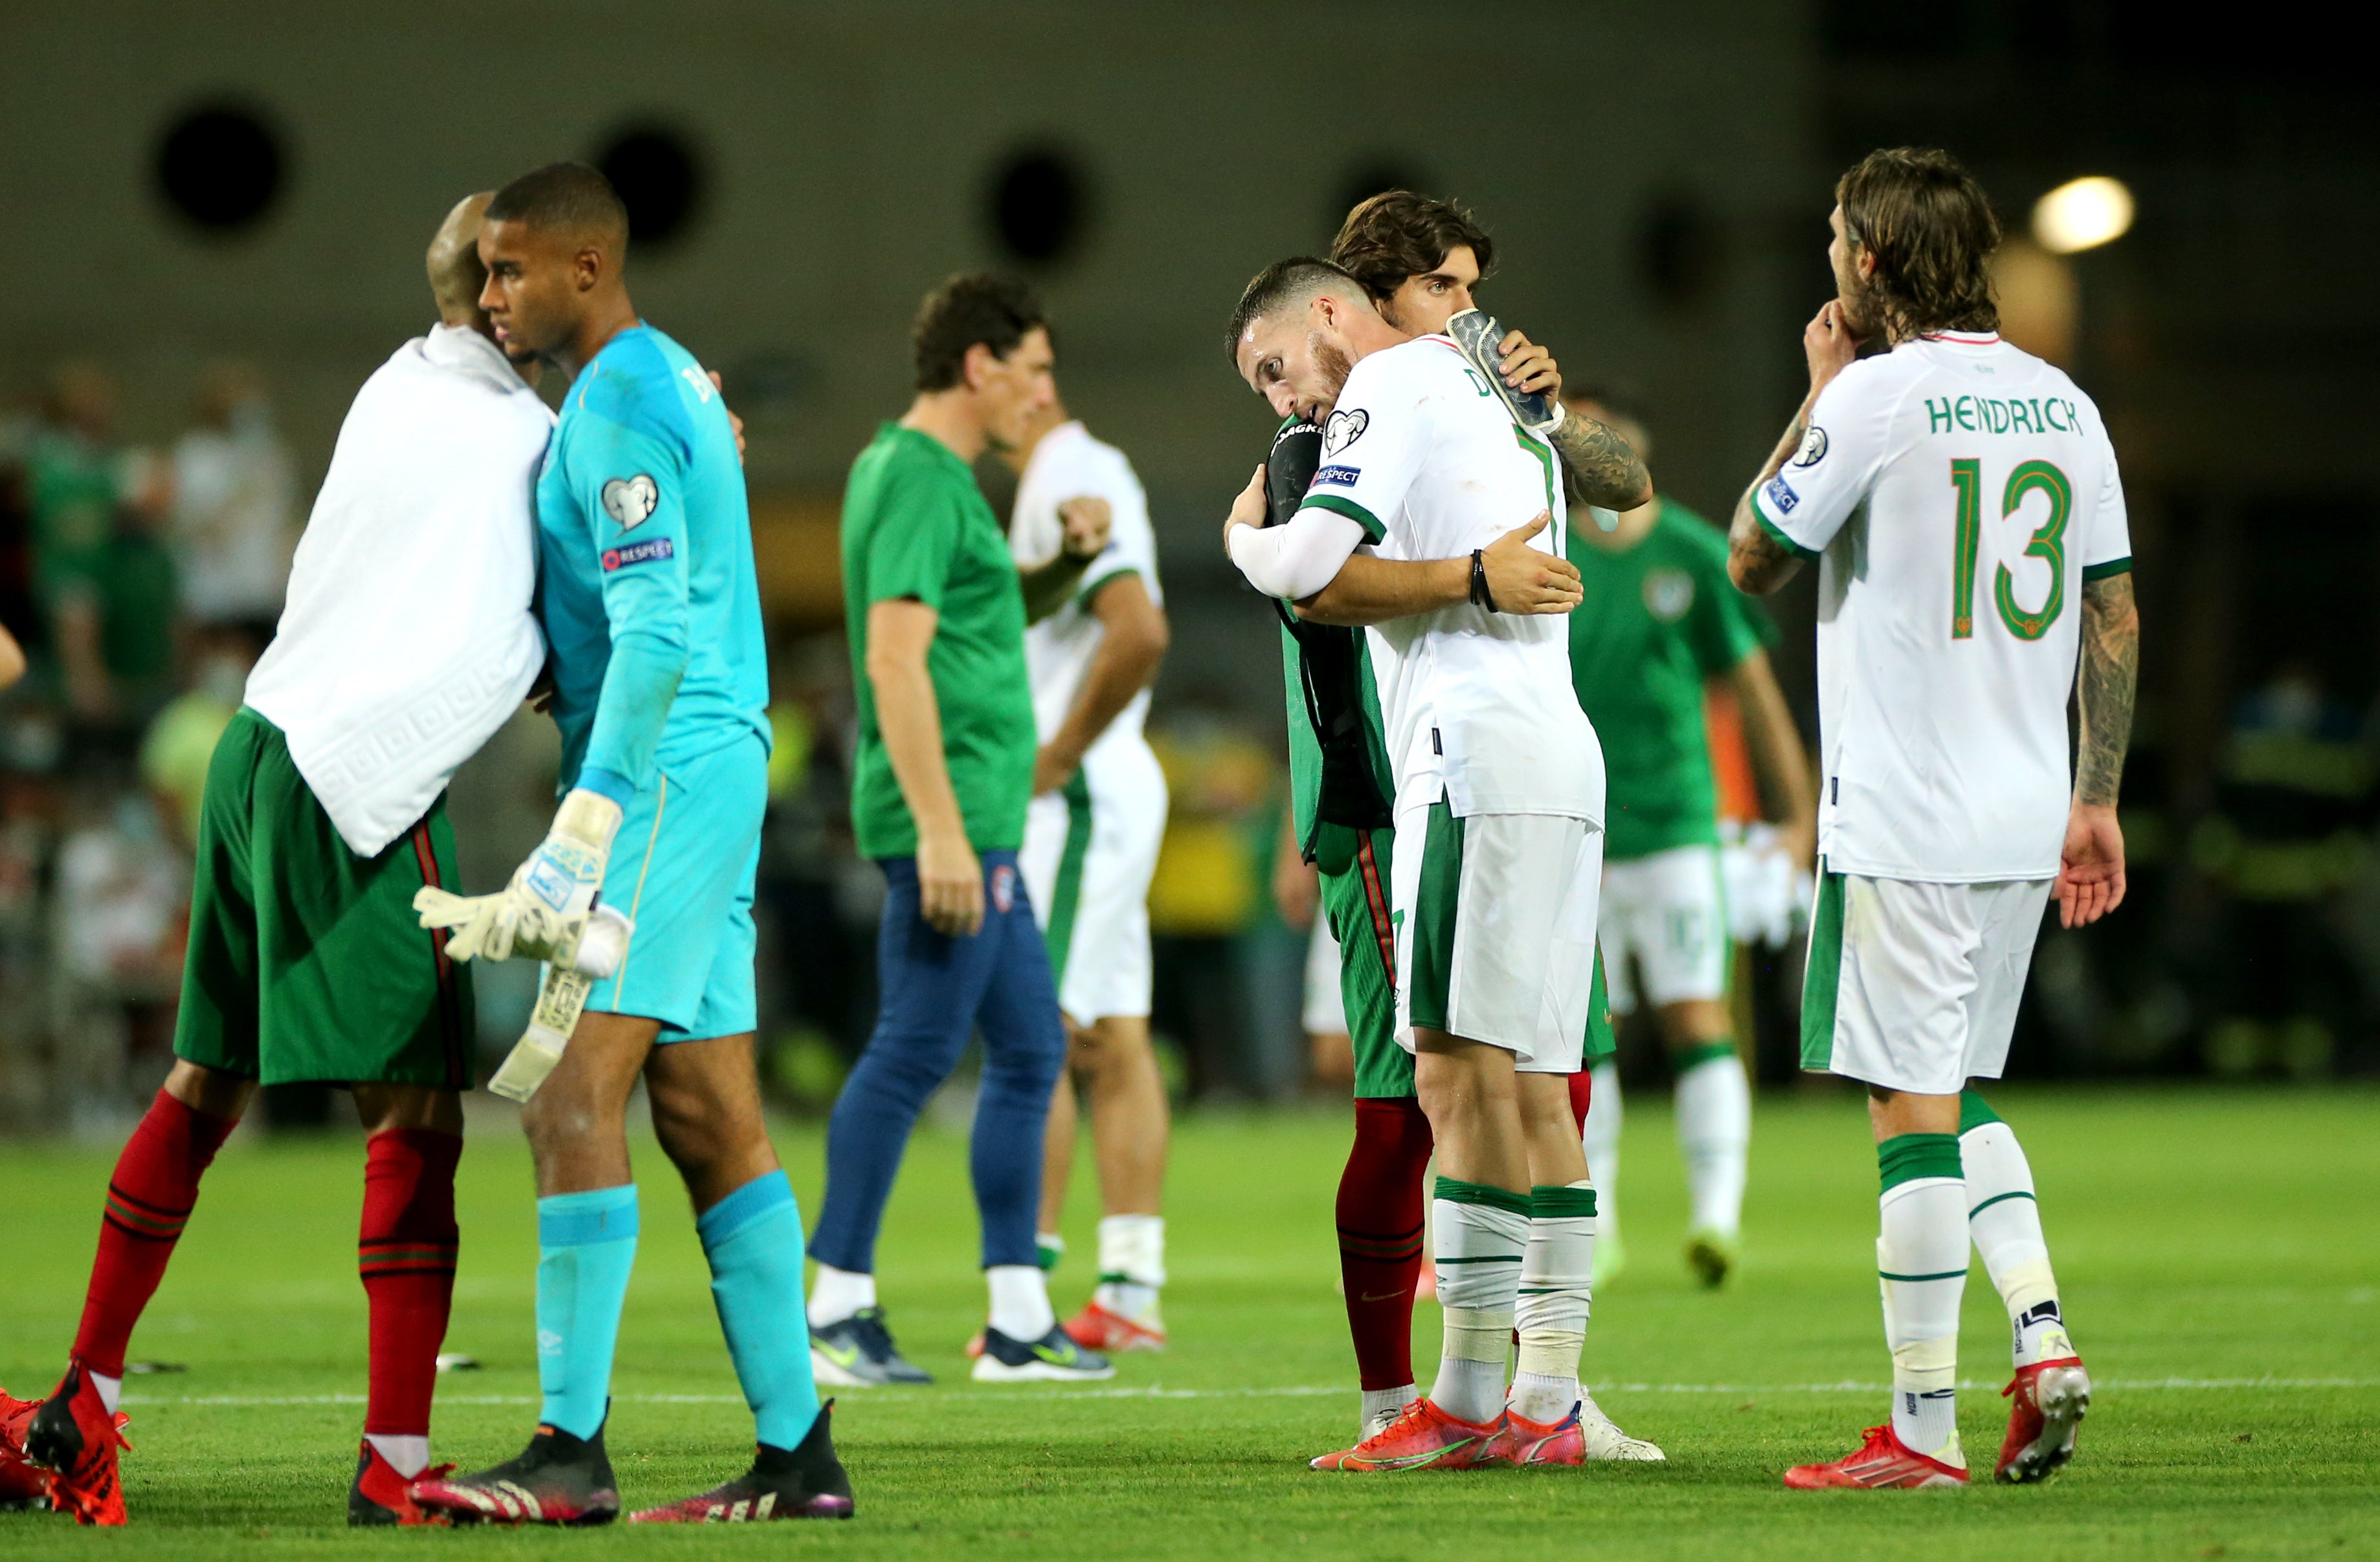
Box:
[1470,549,1501,612]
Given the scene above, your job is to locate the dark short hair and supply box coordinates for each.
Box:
[1329,191,1496,307]
[912,273,1048,392]
[1222,257,1362,363]
[486,162,629,248]
[1836,148,2000,339]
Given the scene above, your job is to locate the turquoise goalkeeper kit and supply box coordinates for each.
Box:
[534,322,771,1041]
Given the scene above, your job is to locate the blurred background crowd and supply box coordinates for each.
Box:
[1,0,2374,1135]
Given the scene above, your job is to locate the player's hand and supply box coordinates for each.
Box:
[1496,329,1561,401]
[1273,846,1319,932]
[1481,512,1583,614]
[2054,801,2126,928]
[1222,465,1267,548]
[709,370,747,464]
[416,788,624,967]
[1058,496,1112,560]
[916,824,985,939]
[1032,741,1082,796]
[1804,300,1861,395]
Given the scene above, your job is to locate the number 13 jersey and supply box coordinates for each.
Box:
[1751,331,2131,883]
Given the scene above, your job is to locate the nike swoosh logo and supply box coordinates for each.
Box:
[1356,1290,1408,1302]
[814,1340,862,1369]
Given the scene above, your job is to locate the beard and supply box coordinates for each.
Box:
[1836,264,1885,340]
[1309,333,1354,408]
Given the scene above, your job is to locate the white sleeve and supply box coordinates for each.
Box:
[1749,360,1900,558]
[2082,420,2132,579]
[1228,506,1368,601]
[1295,354,1428,549]
[1081,452,1161,603]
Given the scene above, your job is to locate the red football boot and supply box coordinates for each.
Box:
[1063,1299,1166,1354]
[23,1361,133,1526]
[1,1389,52,1511]
[1783,1423,1969,1489]
[1996,1356,2091,1484]
[348,1441,453,1526]
[1310,1397,1510,1471]
[408,1422,619,1526]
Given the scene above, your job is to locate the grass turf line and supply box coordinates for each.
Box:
[2,1087,2375,1558]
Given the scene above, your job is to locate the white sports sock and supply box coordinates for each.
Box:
[1674,1051,1751,1238]
[807,1263,875,1329]
[1428,1184,1530,1425]
[1360,1383,1418,1437]
[91,1371,122,1416]
[365,1433,430,1479]
[1960,1120,2072,1367]
[1511,1180,1595,1424]
[1093,1214,1166,1322]
[1579,1062,1622,1248]
[1879,1166,1968,1464]
[986,1264,1057,1342]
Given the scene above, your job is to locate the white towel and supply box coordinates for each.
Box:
[245,324,552,857]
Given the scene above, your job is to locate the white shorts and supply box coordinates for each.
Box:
[1801,870,2052,1095]
[1303,915,1349,1036]
[1391,799,1602,1075]
[1017,739,1167,1027]
[1599,843,1728,1014]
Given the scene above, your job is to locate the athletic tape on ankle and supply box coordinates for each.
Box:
[1891,1334,1958,1389]
[1878,1133,1962,1192]
[1444,1307,1515,1363]
[1434,1176,1534,1218]
[1516,1331,1585,1379]
[1995,1258,2059,1314]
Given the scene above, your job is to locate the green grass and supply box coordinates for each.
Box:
[4,1087,2377,1559]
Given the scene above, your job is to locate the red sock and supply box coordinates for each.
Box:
[1337,1097,1435,1391]
[359,1129,462,1440]
[73,1088,240,1378]
[1567,1069,1593,1135]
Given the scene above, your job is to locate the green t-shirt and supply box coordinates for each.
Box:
[28,431,120,603]
[1568,498,1775,860]
[841,422,1036,858]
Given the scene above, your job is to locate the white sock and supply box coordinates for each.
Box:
[1428,1183,1529,1425]
[91,1371,122,1416]
[1093,1214,1165,1322]
[1511,1181,1595,1424]
[1580,1062,1622,1249]
[1879,1159,1968,1464]
[807,1263,875,1329]
[365,1433,430,1479]
[1360,1383,1418,1436]
[1674,1049,1751,1237]
[1960,1119,2073,1367]
[986,1264,1057,1341]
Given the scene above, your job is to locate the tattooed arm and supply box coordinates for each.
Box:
[1546,408,1652,511]
[2057,571,2139,928]
[1730,301,1867,595]
[1726,407,1818,596]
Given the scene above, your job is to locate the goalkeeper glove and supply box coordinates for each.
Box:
[413,788,631,976]
[1445,307,1566,437]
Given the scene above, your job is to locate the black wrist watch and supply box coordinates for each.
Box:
[1470,548,1501,612]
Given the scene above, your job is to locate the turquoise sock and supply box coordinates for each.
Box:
[535,1185,639,1440]
[698,1171,822,1450]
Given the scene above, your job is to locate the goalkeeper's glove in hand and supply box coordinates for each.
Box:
[413,788,626,973]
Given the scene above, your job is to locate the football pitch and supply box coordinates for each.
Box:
[3,1086,2375,1559]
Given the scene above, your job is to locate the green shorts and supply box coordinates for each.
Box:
[1316,823,1411,1099]
[174,708,474,1089]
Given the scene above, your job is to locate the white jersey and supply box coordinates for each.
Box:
[1301,334,1602,821]
[1753,330,2131,883]
[245,324,550,856]
[1008,420,1165,768]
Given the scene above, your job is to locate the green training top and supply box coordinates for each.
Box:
[1567,497,1775,862]
[841,421,1037,859]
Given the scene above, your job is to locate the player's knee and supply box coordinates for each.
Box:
[164,1058,253,1121]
